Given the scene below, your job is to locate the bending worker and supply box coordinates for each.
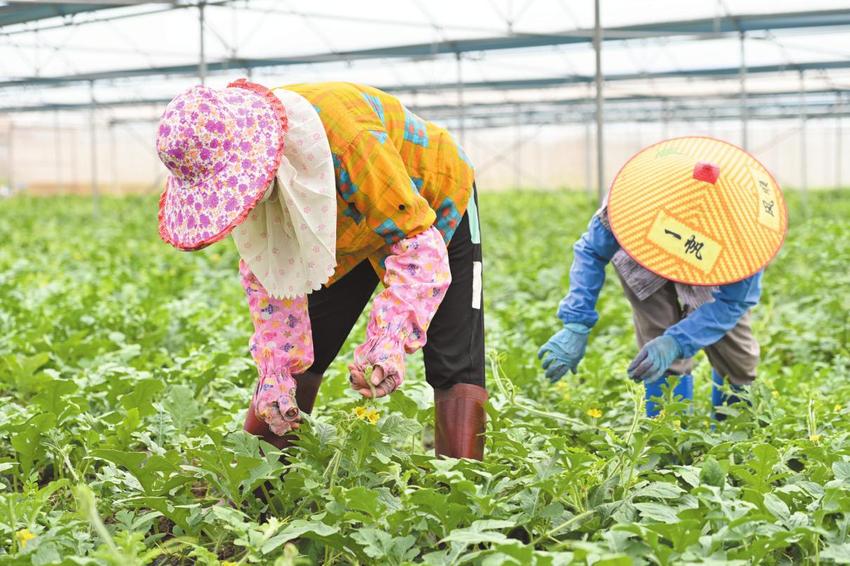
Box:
[538,137,787,416]
[156,79,486,458]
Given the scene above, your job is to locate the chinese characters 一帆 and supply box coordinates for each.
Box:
[684,234,704,260]
[664,226,705,260]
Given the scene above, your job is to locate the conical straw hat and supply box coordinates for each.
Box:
[608,136,787,286]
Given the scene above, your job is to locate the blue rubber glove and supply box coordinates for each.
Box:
[627,335,683,383]
[537,323,591,382]
[665,272,762,359]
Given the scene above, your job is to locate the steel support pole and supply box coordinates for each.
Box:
[109,122,118,194]
[584,118,592,196]
[739,31,748,150]
[514,104,521,190]
[54,110,62,192]
[593,0,605,203]
[89,81,99,213]
[799,70,808,208]
[635,123,642,154]
[7,121,13,193]
[456,52,465,147]
[199,1,207,85]
[70,128,78,190]
[708,107,716,137]
[837,94,843,189]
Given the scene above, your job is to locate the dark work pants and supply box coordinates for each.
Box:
[305,195,485,390]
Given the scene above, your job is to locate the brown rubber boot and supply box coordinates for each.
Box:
[434,383,488,460]
[243,372,324,449]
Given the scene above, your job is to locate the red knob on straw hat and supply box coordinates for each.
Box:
[693,161,720,184]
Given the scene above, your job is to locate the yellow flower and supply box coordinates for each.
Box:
[673,419,681,428]
[809,434,821,443]
[354,406,380,424]
[15,529,35,549]
[834,404,842,413]
[771,390,779,398]
[586,408,603,419]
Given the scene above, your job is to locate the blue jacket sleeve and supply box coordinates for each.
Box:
[664,271,763,358]
[556,215,621,327]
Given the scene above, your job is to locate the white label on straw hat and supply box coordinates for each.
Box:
[647,210,722,274]
[750,168,781,232]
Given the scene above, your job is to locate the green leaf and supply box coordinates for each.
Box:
[821,543,850,564]
[832,461,850,482]
[440,520,515,546]
[379,412,422,442]
[262,520,339,554]
[122,496,192,532]
[8,352,50,380]
[634,502,680,524]
[91,449,181,495]
[31,377,78,415]
[10,412,57,476]
[210,504,251,531]
[699,457,727,487]
[751,444,780,483]
[31,541,62,565]
[119,378,165,417]
[351,528,417,562]
[633,481,684,500]
[163,384,201,429]
[673,466,701,488]
[763,493,790,522]
[344,486,383,518]
[114,408,141,448]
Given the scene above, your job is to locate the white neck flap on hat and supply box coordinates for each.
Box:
[232,89,337,299]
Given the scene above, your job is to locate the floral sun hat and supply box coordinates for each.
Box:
[156,79,336,297]
[157,81,287,251]
[231,87,337,299]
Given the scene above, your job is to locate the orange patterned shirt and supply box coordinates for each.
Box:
[281,82,475,285]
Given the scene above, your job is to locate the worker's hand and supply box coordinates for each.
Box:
[348,364,401,399]
[627,335,683,383]
[537,323,591,382]
[252,372,301,435]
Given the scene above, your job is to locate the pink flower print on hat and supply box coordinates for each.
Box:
[156,80,288,251]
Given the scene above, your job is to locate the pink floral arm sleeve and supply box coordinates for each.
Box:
[352,226,451,390]
[239,260,314,434]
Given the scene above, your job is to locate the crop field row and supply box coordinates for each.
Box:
[0,190,849,565]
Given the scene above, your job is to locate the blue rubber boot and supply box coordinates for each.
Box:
[711,368,747,421]
[645,373,694,417]
[711,368,725,409]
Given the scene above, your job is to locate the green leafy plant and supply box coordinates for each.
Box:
[0,190,847,564]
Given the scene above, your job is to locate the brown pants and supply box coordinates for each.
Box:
[617,274,760,386]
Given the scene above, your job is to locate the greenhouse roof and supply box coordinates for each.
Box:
[0,2,139,29]
[2,7,849,89]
